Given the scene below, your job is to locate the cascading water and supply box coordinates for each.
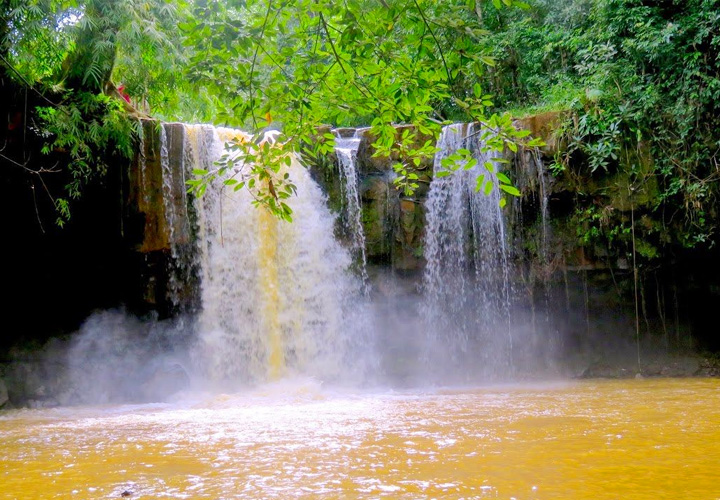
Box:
[138,134,150,207]
[510,146,556,354]
[159,123,195,309]
[523,147,550,266]
[178,125,368,387]
[537,150,549,263]
[334,132,369,291]
[529,147,557,353]
[422,123,514,379]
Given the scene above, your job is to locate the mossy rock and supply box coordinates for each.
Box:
[513,111,566,156]
[356,125,435,176]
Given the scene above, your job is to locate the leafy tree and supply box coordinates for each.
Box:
[462,0,719,256]
[561,0,719,255]
[177,0,539,219]
[3,0,542,223]
[1,0,184,225]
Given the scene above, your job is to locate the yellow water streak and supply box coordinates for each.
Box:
[257,207,284,380]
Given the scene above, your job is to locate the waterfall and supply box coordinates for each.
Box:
[527,148,550,266]
[159,123,195,309]
[334,132,369,291]
[173,125,367,387]
[422,123,514,378]
[530,147,556,352]
[138,132,150,207]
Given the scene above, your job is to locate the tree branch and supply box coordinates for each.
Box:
[412,0,452,86]
[249,0,274,129]
[319,13,347,74]
[0,53,62,108]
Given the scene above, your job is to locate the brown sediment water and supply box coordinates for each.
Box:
[1,378,719,499]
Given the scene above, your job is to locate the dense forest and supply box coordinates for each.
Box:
[4,0,718,241]
[2,0,719,350]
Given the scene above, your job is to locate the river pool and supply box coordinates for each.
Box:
[1,378,719,499]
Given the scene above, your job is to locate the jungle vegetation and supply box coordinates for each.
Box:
[1,0,719,256]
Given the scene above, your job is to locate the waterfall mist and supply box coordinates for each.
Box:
[60,310,192,406]
[20,121,578,407]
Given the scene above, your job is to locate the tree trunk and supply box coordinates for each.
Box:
[58,1,122,94]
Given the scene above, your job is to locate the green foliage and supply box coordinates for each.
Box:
[188,131,298,222]
[176,0,535,217]
[370,127,437,197]
[476,0,719,257]
[110,1,190,117]
[2,0,77,82]
[574,0,719,254]
[36,91,138,226]
[2,0,179,225]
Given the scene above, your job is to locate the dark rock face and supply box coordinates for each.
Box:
[0,378,8,408]
[1,359,67,408]
[126,119,170,254]
[580,361,634,379]
[124,120,199,316]
[513,111,564,156]
[360,176,394,260]
[579,356,711,379]
[325,125,433,271]
[698,358,720,377]
[395,199,425,270]
[1,129,134,350]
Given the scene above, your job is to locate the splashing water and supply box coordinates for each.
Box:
[181,125,368,387]
[334,133,369,292]
[422,123,513,379]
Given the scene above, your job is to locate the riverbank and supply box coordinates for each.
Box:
[578,354,720,379]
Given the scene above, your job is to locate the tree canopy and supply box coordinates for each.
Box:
[2,0,719,249]
[2,0,538,222]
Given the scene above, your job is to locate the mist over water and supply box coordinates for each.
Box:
[63,311,193,405]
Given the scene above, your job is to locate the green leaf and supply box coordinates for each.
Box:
[497,172,511,184]
[483,180,493,196]
[480,56,496,67]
